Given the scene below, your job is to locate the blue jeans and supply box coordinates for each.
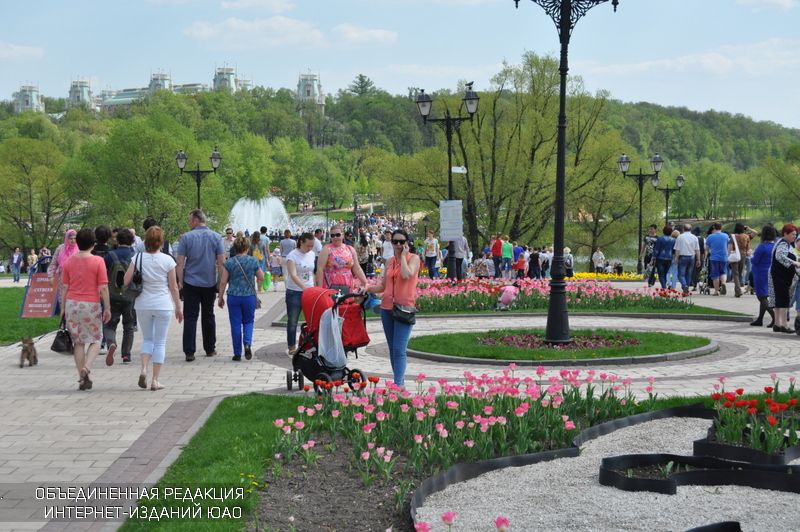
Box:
[677,256,695,291]
[655,259,672,288]
[285,289,303,348]
[138,309,172,364]
[425,256,437,279]
[227,294,256,357]
[11,264,20,283]
[380,309,414,386]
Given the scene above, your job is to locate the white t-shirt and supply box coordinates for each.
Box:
[382,240,393,262]
[285,249,316,292]
[312,237,323,255]
[132,252,177,311]
[674,232,699,257]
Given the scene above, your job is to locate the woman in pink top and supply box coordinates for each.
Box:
[60,228,111,391]
[366,229,420,386]
[315,224,367,294]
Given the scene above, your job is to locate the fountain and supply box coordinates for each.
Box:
[229,197,330,233]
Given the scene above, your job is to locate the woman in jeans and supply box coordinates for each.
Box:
[366,229,421,386]
[60,228,111,391]
[652,225,675,289]
[218,236,264,361]
[125,226,183,390]
[285,233,316,357]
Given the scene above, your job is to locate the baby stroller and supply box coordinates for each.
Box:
[696,256,711,295]
[286,287,370,393]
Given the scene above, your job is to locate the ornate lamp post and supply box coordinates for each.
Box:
[618,153,663,274]
[176,146,222,210]
[416,83,480,279]
[514,0,619,344]
[652,174,685,225]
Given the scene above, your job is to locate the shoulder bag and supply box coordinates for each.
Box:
[728,234,741,263]
[50,316,74,354]
[235,256,262,309]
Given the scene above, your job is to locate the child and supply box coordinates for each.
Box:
[269,248,283,291]
[497,282,520,311]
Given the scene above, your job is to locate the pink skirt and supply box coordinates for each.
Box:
[65,300,103,344]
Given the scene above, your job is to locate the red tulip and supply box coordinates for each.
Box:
[735,388,745,396]
[711,393,722,401]
[767,415,778,426]
[764,386,774,394]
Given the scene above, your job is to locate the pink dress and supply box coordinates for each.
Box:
[322,244,356,289]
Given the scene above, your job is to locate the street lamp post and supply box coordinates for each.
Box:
[652,174,686,225]
[617,153,663,274]
[175,147,222,210]
[515,0,619,344]
[415,83,479,280]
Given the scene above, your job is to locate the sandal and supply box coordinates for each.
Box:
[151,381,164,391]
[138,374,147,389]
[81,368,92,390]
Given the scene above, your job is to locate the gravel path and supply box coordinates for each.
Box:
[415,417,800,531]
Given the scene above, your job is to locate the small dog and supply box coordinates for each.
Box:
[20,337,38,368]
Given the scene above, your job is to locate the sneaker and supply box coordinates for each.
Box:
[244,344,252,360]
[105,343,117,366]
[99,345,107,356]
[185,353,196,362]
[286,348,295,358]
[206,351,217,357]
[232,355,241,362]
[122,354,131,364]
[720,284,727,295]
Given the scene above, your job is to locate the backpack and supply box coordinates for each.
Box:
[108,250,143,303]
[252,244,264,262]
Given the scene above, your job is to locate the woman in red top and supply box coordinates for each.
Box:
[366,229,420,386]
[315,224,368,294]
[490,234,503,279]
[60,228,111,391]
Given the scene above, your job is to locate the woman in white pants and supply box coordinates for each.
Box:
[125,226,183,390]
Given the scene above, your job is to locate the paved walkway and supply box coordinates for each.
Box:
[0,281,795,530]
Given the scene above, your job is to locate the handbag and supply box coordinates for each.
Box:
[392,304,416,325]
[235,256,262,309]
[51,316,74,354]
[728,234,741,263]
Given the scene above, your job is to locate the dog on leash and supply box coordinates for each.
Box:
[20,337,38,368]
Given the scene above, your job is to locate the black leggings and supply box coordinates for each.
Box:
[756,296,775,324]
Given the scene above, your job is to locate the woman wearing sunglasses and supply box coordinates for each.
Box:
[365,229,421,386]
[315,224,367,294]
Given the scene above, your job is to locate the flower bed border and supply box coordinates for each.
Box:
[271,311,749,328]
[598,452,800,495]
[410,405,714,523]
[693,426,800,465]
[406,339,719,367]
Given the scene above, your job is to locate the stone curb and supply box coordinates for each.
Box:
[406,340,719,367]
[271,312,749,328]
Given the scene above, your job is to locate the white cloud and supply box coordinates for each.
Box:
[0,42,44,60]
[736,0,798,9]
[331,24,397,46]
[220,0,295,12]
[580,38,800,78]
[183,16,324,50]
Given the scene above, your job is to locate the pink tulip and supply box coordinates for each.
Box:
[415,523,431,532]
[297,405,305,414]
[441,511,457,525]
[414,434,423,444]
[293,421,305,430]
[331,409,340,418]
[495,515,510,531]
[464,439,474,448]
[361,451,370,460]
[273,419,285,428]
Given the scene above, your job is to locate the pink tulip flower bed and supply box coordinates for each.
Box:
[478,333,640,350]
[411,278,696,314]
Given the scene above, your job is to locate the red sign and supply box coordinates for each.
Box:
[21,273,59,318]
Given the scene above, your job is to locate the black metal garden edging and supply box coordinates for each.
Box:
[693,426,800,465]
[598,452,800,495]
[410,404,715,524]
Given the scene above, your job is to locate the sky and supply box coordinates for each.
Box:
[2,0,800,129]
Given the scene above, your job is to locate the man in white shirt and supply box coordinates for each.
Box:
[312,228,324,255]
[673,223,700,296]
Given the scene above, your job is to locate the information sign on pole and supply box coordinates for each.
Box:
[439,200,463,241]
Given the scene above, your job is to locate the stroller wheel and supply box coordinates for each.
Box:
[286,370,293,391]
[314,372,333,394]
[297,372,305,391]
[347,368,367,391]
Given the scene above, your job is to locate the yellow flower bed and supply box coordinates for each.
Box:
[570,272,644,281]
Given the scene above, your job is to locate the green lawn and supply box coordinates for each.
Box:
[407,328,711,361]
[119,393,303,531]
[0,287,60,345]
[416,306,744,317]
